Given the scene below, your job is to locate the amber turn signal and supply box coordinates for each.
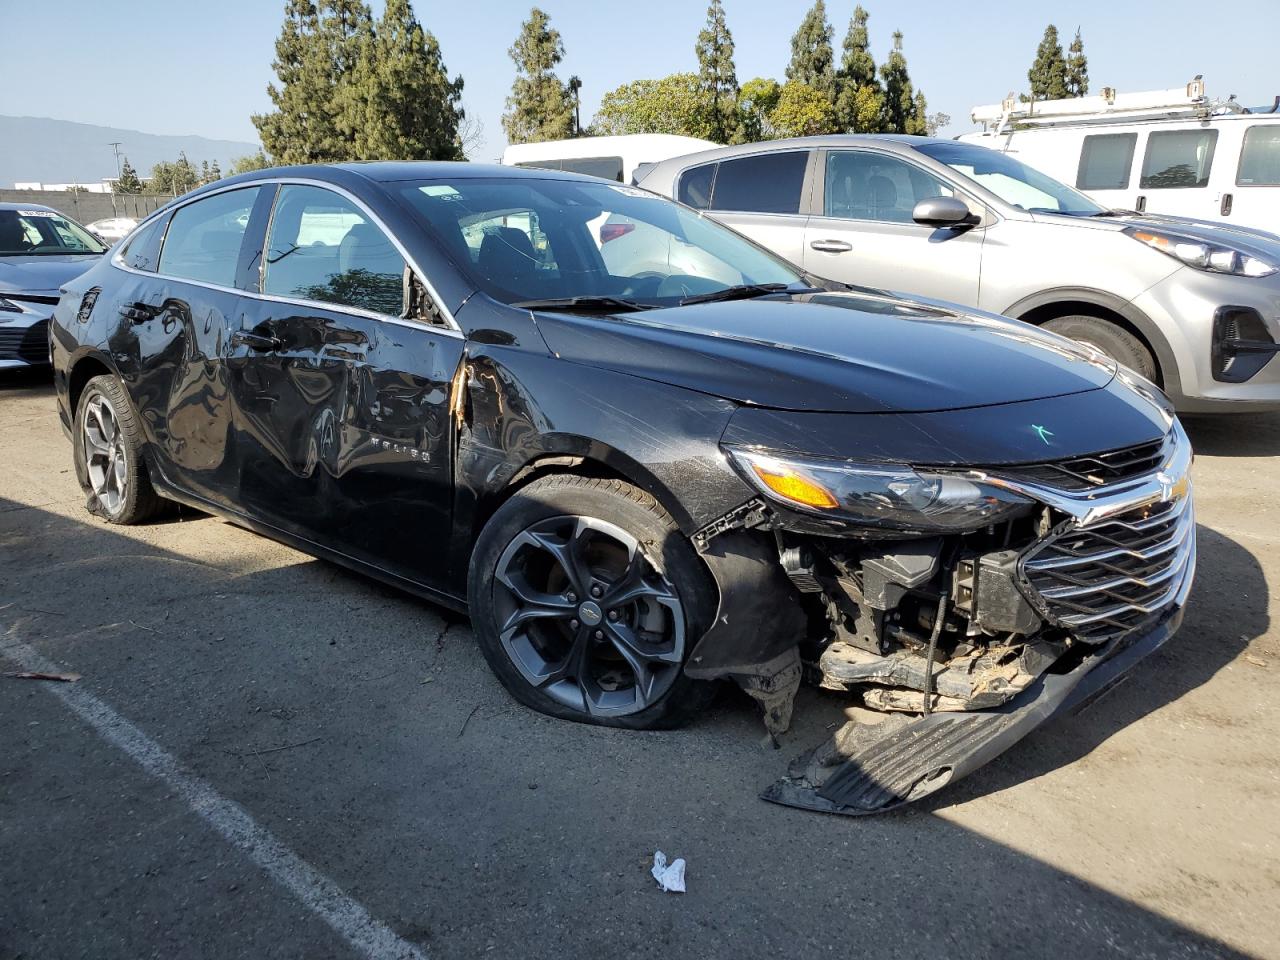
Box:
[749,462,840,510]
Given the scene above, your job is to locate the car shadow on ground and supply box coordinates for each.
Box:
[0,495,1261,959]
[1183,411,1280,457]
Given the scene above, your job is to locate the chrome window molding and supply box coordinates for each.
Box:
[110,176,463,337]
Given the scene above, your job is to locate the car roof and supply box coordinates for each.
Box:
[635,135,935,181]
[0,202,60,213]
[222,161,612,186]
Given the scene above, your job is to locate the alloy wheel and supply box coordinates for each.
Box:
[493,515,686,717]
[82,394,128,516]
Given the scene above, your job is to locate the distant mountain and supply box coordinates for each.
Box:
[0,116,261,187]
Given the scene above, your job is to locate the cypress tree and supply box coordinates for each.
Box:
[785,1,836,103]
[1027,25,1069,101]
[909,90,929,136]
[1065,28,1089,97]
[695,0,739,144]
[502,7,575,144]
[835,5,882,132]
[114,158,142,194]
[879,31,917,134]
[253,0,341,163]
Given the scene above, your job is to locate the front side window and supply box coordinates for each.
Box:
[1238,125,1280,186]
[824,151,955,222]
[1077,133,1137,190]
[0,208,107,257]
[157,188,259,286]
[1140,130,1218,189]
[915,140,1104,215]
[709,151,808,214]
[397,177,803,306]
[263,185,406,316]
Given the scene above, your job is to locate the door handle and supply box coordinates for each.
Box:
[1221,193,1233,216]
[118,301,157,324]
[230,330,282,351]
[1135,195,1147,213]
[810,239,853,253]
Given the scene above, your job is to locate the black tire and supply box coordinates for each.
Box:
[72,374,165,525]
[468,475,717,730]
[1043,314,1159,383]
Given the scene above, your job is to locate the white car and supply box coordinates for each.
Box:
[86,217,139,243]
[502,134,717,185]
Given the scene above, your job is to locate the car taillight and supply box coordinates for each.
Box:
[599,222,635,244]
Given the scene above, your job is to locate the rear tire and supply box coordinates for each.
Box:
[73,374,165,525]
[1043,315,1159,383]
[468,475,717,730]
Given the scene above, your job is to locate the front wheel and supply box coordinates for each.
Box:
[468,475,716,729]
[1043,315,1159,383]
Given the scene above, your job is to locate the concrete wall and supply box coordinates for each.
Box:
[0,189,169,225]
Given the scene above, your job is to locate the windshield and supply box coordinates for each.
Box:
[0,208,108,256]
[914,141,1106,216]
[395,177,804,307]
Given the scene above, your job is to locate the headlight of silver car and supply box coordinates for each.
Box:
[1124,226,1277,278]
[725,448,1034,532]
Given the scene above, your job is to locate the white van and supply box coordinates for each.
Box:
[961,78,1280,232]
[501,134,717,185]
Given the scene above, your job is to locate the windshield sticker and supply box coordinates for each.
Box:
[607,185,655,199]
[19,210,58,218]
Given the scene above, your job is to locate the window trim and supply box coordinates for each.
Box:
[1235,123,1280,188]
[1076,132,1138,191]
[1139,128,1219,191]
[811,147,986,228]
[112,177,461,336]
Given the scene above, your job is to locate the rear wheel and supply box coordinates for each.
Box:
[1043,315,1159,383]
[468,475,715,729]
[73,374,165,524]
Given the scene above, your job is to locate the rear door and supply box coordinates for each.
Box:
[226,182,463,587]
[802,147,985,303]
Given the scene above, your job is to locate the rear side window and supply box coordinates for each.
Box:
[263,184,406,316]
[158,188,260,286]
[118,216,167,272]
[1238,125,1280,186]
[710,152,808,214]
[678,163,716,208]
[1077,133,1137,190]
[1140,130,1218,189]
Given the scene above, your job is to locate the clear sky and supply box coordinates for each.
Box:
[3,0,1278,163]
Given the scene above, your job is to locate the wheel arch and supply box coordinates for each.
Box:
[67,350,118,418]
[1004,287,1182,395]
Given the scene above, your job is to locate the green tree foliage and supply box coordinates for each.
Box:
[737,77,781,141]
[909,90,929,136]
[1027,24,1069,101]
[254,0,343,163]
[1065,28,1089,97]
[113,158,142,195]
[786,1,836,103]
[502,7,575,144]
[695,0,739,144]
[879,31,918,134]
[148,153,199,196]
[349,0,464,160]
[230,151,274,175]
[770,80,837,138]
[835,5,882,133]
[593,73,710,138]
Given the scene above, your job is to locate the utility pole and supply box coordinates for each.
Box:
[108,142,123,183]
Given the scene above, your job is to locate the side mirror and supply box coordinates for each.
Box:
[912,196,976,228]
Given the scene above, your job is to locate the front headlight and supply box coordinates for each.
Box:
[1125,226,1276,278]
[725,448,1034,532]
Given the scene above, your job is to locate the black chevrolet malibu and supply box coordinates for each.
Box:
[51,164,1195,814]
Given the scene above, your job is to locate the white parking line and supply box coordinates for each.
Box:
[2,635,427,960]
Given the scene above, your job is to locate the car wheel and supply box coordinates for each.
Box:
[73,374,165,524]
[468,475,717,730]
[1043,315,1159,383]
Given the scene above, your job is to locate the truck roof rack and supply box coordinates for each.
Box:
[970,77,1257,134]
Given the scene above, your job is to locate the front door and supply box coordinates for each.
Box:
[225,183,464,588]
[802,149,985,304]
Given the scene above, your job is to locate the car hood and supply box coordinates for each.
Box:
[0,254,103,295]
[532,290,1117,414]
[1033,210,1280,259]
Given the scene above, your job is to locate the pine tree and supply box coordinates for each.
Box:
[209,160,223,180]
[835,5,882,133]
[230,151,274,175]
[253,0,340,163]
[114,158,142,194]
[320,0,375,151]
[908,90,929,136]
[1065,28,1089,97]
[351,0,465,160]
[502,7,575,144]
[695,0,739,144]
[786,1,836,103]
[1028,25,1069,101]
[879,31,917,134]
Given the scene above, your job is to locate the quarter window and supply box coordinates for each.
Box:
[710,151,808,214]
[677,163,716,209]
[118,216,167,272]
[1077,133,1137,190]
[824,151,954,222]
[1237,125,1280,186]
[263,185,406,316]
[157,188,259,286]
[1140,130,1218,189]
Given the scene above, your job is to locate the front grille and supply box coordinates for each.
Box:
[1021,494,1195,642]
[997,437,1169,492]
[0,319,51,363]
[5,293,60,305]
